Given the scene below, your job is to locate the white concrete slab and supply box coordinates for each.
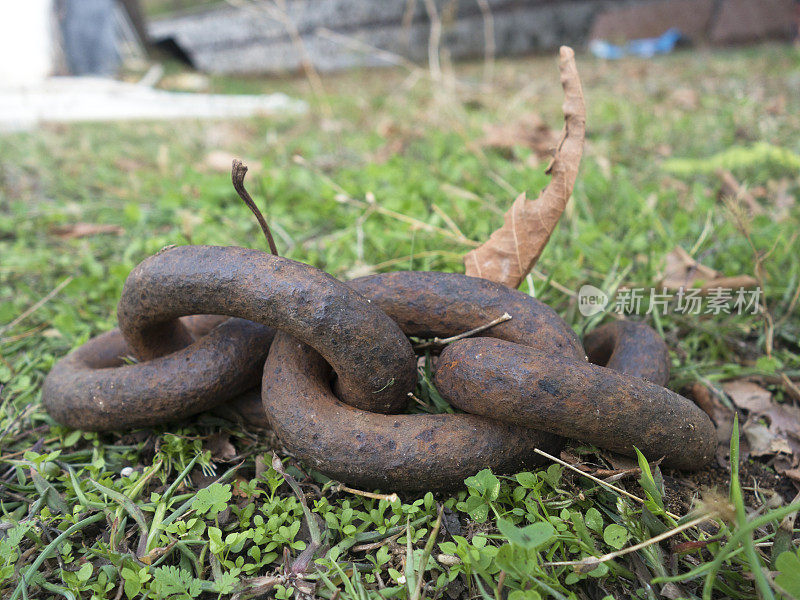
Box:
[0,76,306,132]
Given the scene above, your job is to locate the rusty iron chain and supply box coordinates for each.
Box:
[42,245,715,491]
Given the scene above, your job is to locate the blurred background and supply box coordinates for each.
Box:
[2,0,798,85]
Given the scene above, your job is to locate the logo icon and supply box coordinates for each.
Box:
[578,285,609,316]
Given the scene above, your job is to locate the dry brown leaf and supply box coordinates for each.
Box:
[742,421,793,457]
[50,223,123,239]
[782,468,800,483]
[722,380,771,412]
[255,454,269,478]
[480,112,559,162]
[231,474,251,498]
[372,119,422,163]
[113,157,146,173]
[464,46,585,289]
[723,380,800,461]
[204,432,237,462]
[766,93,786,116]
[660,246,758,292]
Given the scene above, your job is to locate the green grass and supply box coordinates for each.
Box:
[1,43,800,599]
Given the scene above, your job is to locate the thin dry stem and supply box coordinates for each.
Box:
[224,0,331,117]
[422,0,442,82]
[542,513,713,569]
[534,448,681,521]
[352,531,403,553]
[413,312,512,351]
[232,159,279,255]
[721,195,773,357]
[293,155,478,246]
[315,27,420,71]
[336,483,399,503]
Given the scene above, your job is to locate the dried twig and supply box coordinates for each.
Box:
[352,531,403,553]
[413,312,512,351]
[224,0,331,116]
[231,160,279,255]
[293,155,478,246]
[336,483,399,503]
[534,448,681,521]
[476,0,495,85]
[422,0,442,82]
[542,514,713,570]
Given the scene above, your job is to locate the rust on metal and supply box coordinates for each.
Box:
[43,251,716,481]
[263,333,562,492]
[116,245,416,414]
[434,337,716,470]
[226,270,587,429]
[261,270,584,490]
[583,320,670,386]
[349,271,584,357]
[42,317,273,430]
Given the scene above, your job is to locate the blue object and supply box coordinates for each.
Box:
[590,28,683,59]
[62,0,120,76]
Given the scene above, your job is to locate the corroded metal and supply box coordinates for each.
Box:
[434,337,716,470]
[263,333,563,492]
[43,249,715,480]
[225,270,586,429]
[261,270,582,490]
[117,245,416,414]
[349,271,584,359]
[42,317,273,430]
[583,321,670,386]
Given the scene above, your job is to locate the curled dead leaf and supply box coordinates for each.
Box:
[232,474,251,498]
[464,46,585,289]
[742,421,793,457]
[670,88,699,111]
[723,380,800,463]
[722,380,771,412]
[372,119,423,163]
[660,247,758,292]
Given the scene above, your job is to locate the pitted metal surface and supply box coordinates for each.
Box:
[117,245,416,414]
[43,248,716,486]
[434,336,716,469]
[348,271,584,359]
[583,320,670,386]
[263,335,563,492]
[261,270,593,490]
[42,316,273,430]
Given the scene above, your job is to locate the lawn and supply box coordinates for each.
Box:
[1,43,800,599]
